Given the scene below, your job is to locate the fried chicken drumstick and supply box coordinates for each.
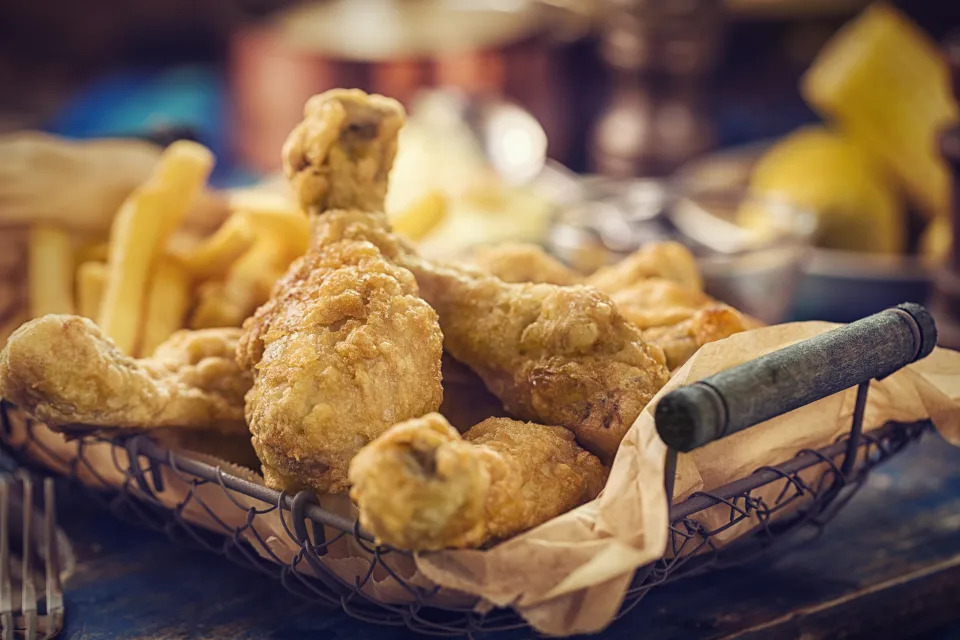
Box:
[237,90,444,494]
[470,242,582,286]
[471,242,755,370]
[349,413,606,550]
[278,89,670,464]
[0,315,249,434]
[406,264,670,462]
[471,240,703,291]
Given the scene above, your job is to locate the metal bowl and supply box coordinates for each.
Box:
[791,250,932,322]
[548,178,815,324]
[672,144,934,322]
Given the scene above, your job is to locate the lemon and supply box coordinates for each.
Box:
[739,126,905,254]
[802,3,957,219]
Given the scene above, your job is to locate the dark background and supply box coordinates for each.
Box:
[1,0,958,177]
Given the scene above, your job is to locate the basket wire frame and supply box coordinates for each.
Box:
[0,380,932,637]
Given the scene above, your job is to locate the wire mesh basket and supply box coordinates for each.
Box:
[0,304,940,637]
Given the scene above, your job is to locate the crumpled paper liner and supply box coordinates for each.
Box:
[415,321,960,635]
[4,321,960,636]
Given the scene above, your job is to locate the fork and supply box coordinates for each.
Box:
[0,475,63,640]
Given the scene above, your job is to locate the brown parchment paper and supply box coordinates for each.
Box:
[5,320,960,636]
[416,321,960,635]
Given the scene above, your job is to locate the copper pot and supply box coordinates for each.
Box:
[229,0,592,171]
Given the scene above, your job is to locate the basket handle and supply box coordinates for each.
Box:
[655,303,937,452]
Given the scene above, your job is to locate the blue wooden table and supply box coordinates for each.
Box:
[52,429,960,640]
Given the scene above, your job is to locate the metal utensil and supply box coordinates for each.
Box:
[463,96,549,185]
[548,178,815,323]
[0,475,63,640]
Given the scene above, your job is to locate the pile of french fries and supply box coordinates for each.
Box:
[26,141,309,357]
[20,137,454,357]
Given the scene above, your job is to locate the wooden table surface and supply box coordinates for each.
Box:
[54,429,960,640]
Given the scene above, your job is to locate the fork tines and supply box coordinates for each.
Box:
[0,475,63,640]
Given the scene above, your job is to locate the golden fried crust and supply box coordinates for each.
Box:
[601,277,756,369]
[307,209,408,259]
[278,91,667,462]
[470,248,754,370]
[464,417,606,541]
[608,278,715,330]
[642,306,752,370]
[0,315,249,434]
[238,242,443,495]
[243,88,445,495]
[302,213,667,461]
[470,243,582,286]
[282,89,404,215]
[349,413,606,550]
[463,241,756,372]
[349,414,491,550]
[469,241,701,293]
[587,241,703,293]
[149,327,253,406]
[404,262,670,463]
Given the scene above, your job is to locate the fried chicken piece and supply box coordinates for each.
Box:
[238,89,443,495]
[470,242,582,286]
[467,239,753,370]
[283,89,403,215]
[293,221,667,464]
[277,208,669,461]
[279,89,668,464]
[605,278,756,368]
[0,315,249,434]
[469,241,703,294]
[404,262,670,463]
[149,325,253,406]
[642,306,753,370]
[349,413,606,550]
[238,243,444,494]
[586,241,704,293]
[608,278,718,330]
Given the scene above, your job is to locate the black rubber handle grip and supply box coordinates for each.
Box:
[655,303,937,452]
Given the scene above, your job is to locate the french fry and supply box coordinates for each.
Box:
[0,228,29,347]
[28,224,75,317]
[97,187,169,353]
[391,190,447,241]
[150,140,216,237]
[139,256,191,356]
[98,141,215,353]
[226,189,296,216]
[239,209,309,260]
[227,189,308,260]
[166,230,204,258]
[178,185,305,280]
[76,261,107,320]
[190,239,287,329]
[180,214,256,280]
